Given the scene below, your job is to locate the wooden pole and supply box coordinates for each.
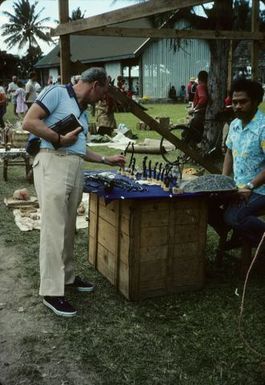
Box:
[59,0,71,84]
[251,0,259,80]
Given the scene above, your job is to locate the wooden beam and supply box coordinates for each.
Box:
[59,0,71,84]
[251,0,260,80]
[72,27,265,41]
[51,0,211,37]
[108,85,221,174]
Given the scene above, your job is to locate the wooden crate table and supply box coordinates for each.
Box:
[85,172,208,301]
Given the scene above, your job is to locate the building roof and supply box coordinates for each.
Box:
[35,18,151,69]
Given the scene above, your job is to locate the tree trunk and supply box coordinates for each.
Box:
[203,39,230,152]
[202,0,233,154]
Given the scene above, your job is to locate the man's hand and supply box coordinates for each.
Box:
[235,187,252,202]
[104,154,126,168]
[60,127,83,147]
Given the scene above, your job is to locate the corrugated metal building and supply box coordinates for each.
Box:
[142,37,209,98]
[35,18,210,99]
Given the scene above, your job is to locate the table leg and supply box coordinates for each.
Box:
[3,159,8,181]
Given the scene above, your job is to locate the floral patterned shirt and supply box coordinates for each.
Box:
[226,109,265,195]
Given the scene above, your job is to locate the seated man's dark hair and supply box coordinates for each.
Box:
[231,78,264,105]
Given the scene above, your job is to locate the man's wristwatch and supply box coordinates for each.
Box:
[245,182,255,191]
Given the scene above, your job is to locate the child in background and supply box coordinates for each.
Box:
[15,81,28,118]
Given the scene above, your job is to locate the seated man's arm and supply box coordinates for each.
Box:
[250,169,265,189]
[222,148,233,176]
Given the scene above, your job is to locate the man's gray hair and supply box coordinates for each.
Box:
[80,67,107,86]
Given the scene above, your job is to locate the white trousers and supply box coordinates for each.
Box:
[32,151,84,296]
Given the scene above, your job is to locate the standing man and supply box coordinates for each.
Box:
[25,71,38,109]
[7,75,18,117]
[208,78,265,248]
[22,67,125,317]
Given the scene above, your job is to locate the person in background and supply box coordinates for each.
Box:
[95,93,117,135]
[35,82,42,96]
[107,75,114,86]
[168,85,177,101]
[117,75,126,94]
[116,75,128,111]
[208,78,265,250]
[22,67,125,318]
[47,76,53,86]
[186,76,196,106]
[7,75,18,117]
[25,71,38,109]
[179,85,186,103]
[55,75,61,84]
[15,81,28,118]
[183,71,208,144]
[0,79,7,130]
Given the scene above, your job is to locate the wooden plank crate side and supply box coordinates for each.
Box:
[88,194,208,300]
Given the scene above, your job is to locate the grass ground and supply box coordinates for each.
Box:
[1,102,265,385]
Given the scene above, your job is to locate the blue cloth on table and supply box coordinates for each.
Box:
[83,170,201,202]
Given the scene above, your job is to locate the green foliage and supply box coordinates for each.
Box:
[0,50,20,81]
[70,6,86,21]
[1,0,54,52]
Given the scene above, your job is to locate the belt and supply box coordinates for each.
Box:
[39,148,84,158]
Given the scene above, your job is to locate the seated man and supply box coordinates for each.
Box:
[208,78,265,248]
[168,85,177,101]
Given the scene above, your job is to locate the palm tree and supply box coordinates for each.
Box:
[1,0,54,52]
[70,7,86,21]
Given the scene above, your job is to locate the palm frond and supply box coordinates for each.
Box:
[1,0,53,51]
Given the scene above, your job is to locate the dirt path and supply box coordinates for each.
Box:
[0,244,95,385]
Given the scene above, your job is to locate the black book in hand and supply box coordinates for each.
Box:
[49,114,83,135]
[26,114,83,155]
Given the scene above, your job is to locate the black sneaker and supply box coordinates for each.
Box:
[43,296,77,317]
[66,276,95,292]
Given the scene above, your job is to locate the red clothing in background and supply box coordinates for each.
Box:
[193,83,208,110]
[224,95,232,107]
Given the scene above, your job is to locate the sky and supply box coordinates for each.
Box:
[0,0,140,56]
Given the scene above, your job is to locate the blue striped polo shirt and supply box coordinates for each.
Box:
[35,84,88,156]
